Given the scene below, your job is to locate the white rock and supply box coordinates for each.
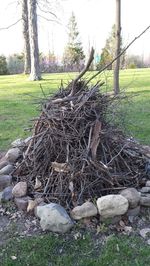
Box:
[0,164,14,175]
[11,139,25,148]
[120,188,140,208]
[12,182,27,197]
[5,148,21,163]
[146,181,150,187]
[97,194,129,219]
[140,228,150,238]
[36,203,74,233]
[141,187,150,193]
[71,202,97,220]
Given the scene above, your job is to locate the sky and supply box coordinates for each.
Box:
[0,0,150,60]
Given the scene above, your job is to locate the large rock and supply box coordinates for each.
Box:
[0,164,14,175]
[141,187,150,193]
[71,202,97,220]
[2,186,13,201]
[5,148,21,163]
[120,188,140,208]
[0,175,12,190]
[140,196,150,207]
[0,160,9,170]
[127,206,140,218]
[97,194,129,219]
[12,182,27,197]
[36,203,74,233]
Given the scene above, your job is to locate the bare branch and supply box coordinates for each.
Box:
[37,14,61,25]
[37,2,57,19]
[70,47,95,96]
[86,24,150,85]
[0,18,22,31]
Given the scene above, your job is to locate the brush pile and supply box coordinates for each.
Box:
[14,51,149,208]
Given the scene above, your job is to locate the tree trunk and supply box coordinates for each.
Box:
[28,0,41,80]
[114,0,121,95]
[22,0,31,74]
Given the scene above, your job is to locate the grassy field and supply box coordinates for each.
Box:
[0,68,150,151]
[0,69,150,265]
[0,69,150,150]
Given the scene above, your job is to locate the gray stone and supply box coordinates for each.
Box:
[0,175,12,190]
[36,203,74,233]
[0,160,9,170]
[141,187,150,193]
[12,181,27,198]
[140,228,150,238]
[120,188,140,208]
[5,148,21,163]
[0,191,3,202]
[146,181,150,187]
[140,196,150,207]
[127,206,140,217]
[97,194,129,219]
[71,202,97,220]
[34,202,46,217]
[2,186,13,201]
[0,164,14,175]
[14,197,30,211]
[11,139,25,148]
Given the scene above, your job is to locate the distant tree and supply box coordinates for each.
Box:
[40,52,60,73]
[28,0,41,80]
[7,54,24,74]
[125,54,145,69]
[22,0,31,74]
[96,24,125,71]
[63,12,85,71]
[0,55,8,75]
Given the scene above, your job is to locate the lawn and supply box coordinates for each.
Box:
[0,68,150,151]
[1,233,150,266]
[0,69,150,150]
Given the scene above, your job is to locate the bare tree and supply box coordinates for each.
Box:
[28,0,41,80]
[114,0,121,95]
[22,0,31,74]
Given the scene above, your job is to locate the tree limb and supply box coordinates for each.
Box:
[69,47,95,96]
[0,18,22,31]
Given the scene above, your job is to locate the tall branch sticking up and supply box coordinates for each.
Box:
[86,24,150,85]
[70,47,95,96]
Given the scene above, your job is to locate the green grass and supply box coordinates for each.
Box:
[0,69,150,150]
[1,234,150,266]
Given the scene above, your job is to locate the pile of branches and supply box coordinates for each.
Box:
[15,50,149,208]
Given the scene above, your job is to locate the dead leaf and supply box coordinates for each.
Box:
[51,162,70,173]
[34,177,42,190]
[27,198,43,212]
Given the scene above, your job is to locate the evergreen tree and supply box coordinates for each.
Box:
[96,25,125,70]
[0,55,8,75]
[63,12,85,71]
